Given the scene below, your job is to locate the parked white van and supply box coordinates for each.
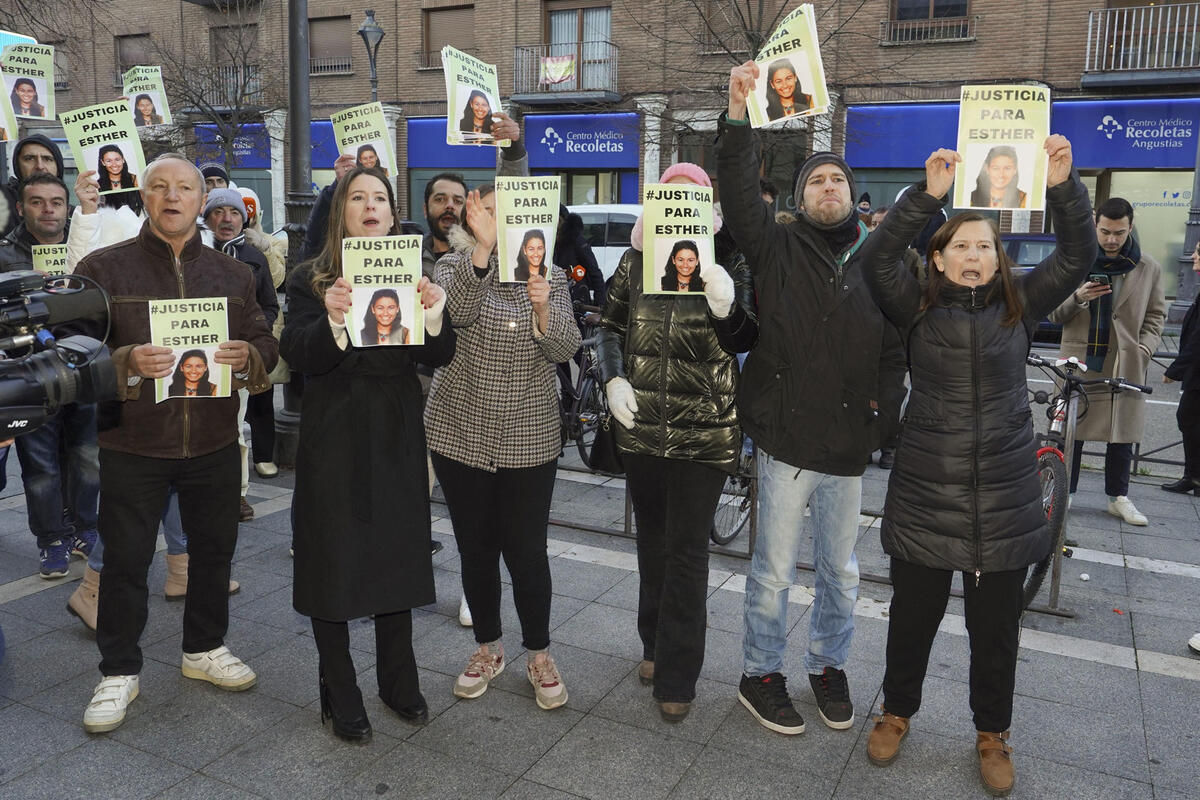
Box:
[568,204,641,280]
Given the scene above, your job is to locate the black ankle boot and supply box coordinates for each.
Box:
[319,673,372,742]
[1161,476,1200,495]
[381,691,429,724]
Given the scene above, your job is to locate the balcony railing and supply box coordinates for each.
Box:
[199,64,262,107]
[414,48,478,71]
[1085,2,1200,72]
[513,40,618,96]
[309,55,352,75]
[879,16,978,45]
[54,71,69,90]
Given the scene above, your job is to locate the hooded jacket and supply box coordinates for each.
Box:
[1,134,66,240]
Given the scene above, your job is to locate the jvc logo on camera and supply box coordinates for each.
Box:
[7,420,29,428]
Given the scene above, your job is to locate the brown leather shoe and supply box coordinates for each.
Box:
[637,660,654,686]
[977,730,1014,797]
[239,497,254,522]
[658,701,690,722]
[866,709,909,766]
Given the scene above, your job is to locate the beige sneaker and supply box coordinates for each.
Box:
[83,675,139,733]
[181,645,257,691]
[453,644,504,699]
[1107,496,1148,526]
[527,652,568,710]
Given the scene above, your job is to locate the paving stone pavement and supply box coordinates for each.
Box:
[0,450,1197,800]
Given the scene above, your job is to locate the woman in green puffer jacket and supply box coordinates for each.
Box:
[595,162,757,723]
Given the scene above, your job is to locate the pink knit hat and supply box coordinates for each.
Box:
[658,162,712,188]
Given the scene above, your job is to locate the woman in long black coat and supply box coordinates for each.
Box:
[282,167,456,743]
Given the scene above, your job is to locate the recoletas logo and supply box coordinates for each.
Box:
[540,126,563,154]
[1096,115,1123,139]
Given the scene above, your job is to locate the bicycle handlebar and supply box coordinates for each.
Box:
[1027,354,1153,395]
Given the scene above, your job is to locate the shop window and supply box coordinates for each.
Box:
[421,6,475,69]
[544,2,613,91]
[310,17,353,75]
[114,34,152,86]
[1108,170,1192,298]
[884,0,974,44]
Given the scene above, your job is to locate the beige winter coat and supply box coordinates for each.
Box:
[1049,252,1167,443]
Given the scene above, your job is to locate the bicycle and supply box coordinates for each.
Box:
[710,435,757,545]
[1023,353,1152,611]
[559,305,611,469]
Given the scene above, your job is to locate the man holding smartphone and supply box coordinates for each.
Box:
[1049,197,1167,525]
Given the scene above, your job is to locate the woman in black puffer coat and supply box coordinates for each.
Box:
[856,136,1095,796]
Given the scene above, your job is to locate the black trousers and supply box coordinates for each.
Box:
[1069,439,1133,496]
[624,453,726,703]
[311,611,419,709]
[881,557,1025,733]
[1178,387,1200,478]
[430,452,557,650]
[246,386,276,464]
[96,443,240,676]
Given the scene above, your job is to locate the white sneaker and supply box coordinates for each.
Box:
[1188,632,1200,656]
[181,645,257,691]
[83,675,139,733]
[1107,496,1148,526]
[254,461,279,478]
[458,594,473,627]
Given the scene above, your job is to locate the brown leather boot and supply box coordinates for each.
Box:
[866,709,910,766]
[637,660,654,686]
[658,701,690,723]
[67,566,100,631]
[164,553,240,600]
[977,730,1014,797]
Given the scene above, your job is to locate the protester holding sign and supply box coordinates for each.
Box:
[744,4,828,127]
[956,84,1050,211]
[441,47,509,147]
[426,180,580,712]
[596,162,757,722]
[60,100,145,198]
[123,66,172,126]
[2,42,55,119]
[341,235,424,347]
[282,166,455,742]
[856,136,1092,796]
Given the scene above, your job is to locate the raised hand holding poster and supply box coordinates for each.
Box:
[955,84,1050,211]
[641,184,715,295]
[60,101,146,196]
[442,46,510,147]
[745,4,829,127]
[331,102,397,175]
[495,176,561,284]
[148,298,232,403]
[2,43,55,120]
[341,236,425,347]
[123,66,173,127]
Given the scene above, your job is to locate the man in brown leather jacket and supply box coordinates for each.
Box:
[73,153,278,733]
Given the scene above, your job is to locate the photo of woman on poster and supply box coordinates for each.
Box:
[132,93,164,127]
[97,144,138,192]
[764,59,811,121]
[513,229,547,281]
[969,145,1027,209]
[10,77,45,118]
[458,88,494,137]
[167,350,219,397]
[660,240,705,292]
[359,287,411,345]
[355,143,388,175]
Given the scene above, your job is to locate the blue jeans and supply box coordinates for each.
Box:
[15,403,99,548]
[743,451,861,676]
[86,488,189,572]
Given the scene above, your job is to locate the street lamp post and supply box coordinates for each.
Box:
[357,10,385,104]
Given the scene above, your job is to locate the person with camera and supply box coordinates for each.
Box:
[1049,198,1167,526]
[72,153,277,734]
[0,173,102,587]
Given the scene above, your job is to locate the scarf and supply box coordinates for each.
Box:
[218,232,246,259]
[1085,234,1140,372]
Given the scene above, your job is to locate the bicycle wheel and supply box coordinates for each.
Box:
[1024,449,1069,608]
[711,441,756,545]
[573,374,604,466]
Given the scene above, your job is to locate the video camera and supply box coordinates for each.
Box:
[0,270,116,436]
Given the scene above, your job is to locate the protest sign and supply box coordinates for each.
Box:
[955,84,1050,211]
[746,4,828,127]
[495,176,561,284]
[60,100,147,196]
[442,46,510,147]
[123,66,173,127]
[342,236,425,347]
[148,298,231,403]
[2,42,55,120]
[331,102,396,175]
[641,183,715,295]
[32,245,68,275]
[0,89,15,141]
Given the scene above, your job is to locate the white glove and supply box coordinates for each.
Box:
[703,264,735,319]
[424,292,447,337]
[605,377,638,430]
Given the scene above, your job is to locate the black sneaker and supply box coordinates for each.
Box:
[738,673,805,734]
[809,667,854,729]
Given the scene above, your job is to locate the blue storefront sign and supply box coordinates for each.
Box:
[194,123,272,169]
[524,112,640,169]
[846,97,1200,170]
[407,117,502,169]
